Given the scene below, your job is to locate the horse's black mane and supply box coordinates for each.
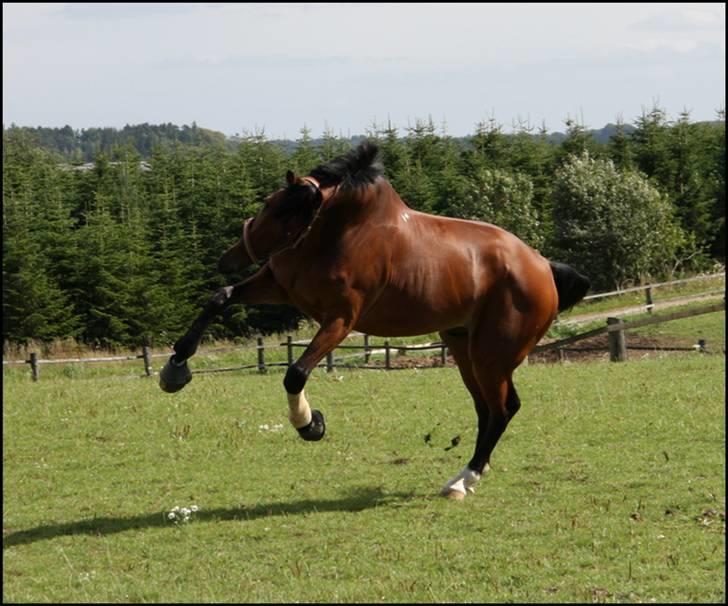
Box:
[275,141,383,221]
[309,141,384,190]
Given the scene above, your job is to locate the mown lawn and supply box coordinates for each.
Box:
[3,353,725,603]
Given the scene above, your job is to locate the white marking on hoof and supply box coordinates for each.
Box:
[440,466,483,499]
[287,390,312,429]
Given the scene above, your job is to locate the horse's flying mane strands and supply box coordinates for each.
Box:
[309,141,384,190]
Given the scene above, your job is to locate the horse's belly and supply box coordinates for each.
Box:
[355,291,473,337]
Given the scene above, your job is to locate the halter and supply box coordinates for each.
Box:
[242,217,260,265]
[242,176,333,265]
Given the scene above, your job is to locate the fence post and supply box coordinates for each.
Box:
[645,287,654,313]
[364,334,370,364]
[257,337,266,373]
[287,335,293,366]
[30,352,39,382]
[607,317,628,362]
[326,351,334,372]
[441,344,447,365]
[142,346,152,376]
[384,340,391,370]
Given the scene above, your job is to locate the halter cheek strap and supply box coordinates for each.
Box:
[242,218,259,265]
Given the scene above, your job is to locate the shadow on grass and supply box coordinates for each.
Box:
[3,487,416,548]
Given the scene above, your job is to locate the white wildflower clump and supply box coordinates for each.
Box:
[258,423,284,432]
[167,504,199,524]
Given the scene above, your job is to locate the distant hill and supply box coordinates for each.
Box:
[5,120,721,160]
[544,122,637,145]
[3,122,229,162]
[263,124,640,153]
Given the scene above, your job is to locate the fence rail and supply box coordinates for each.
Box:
[581,272,724,301]
[4,285,724,381]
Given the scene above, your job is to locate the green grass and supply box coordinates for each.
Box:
[3,353,725,603]
[631,308,725,345]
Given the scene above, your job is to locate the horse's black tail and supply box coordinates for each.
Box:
[550,261,591,312]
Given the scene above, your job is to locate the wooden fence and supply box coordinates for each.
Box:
[558,271,724,325]
[4,280,724,381]
[531,300,725,362]
[581,272,723,303]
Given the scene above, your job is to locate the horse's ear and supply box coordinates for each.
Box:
[286,170,296,185]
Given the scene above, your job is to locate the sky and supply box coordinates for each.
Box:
[3,2,725,139]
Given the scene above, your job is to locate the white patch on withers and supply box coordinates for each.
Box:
[440,464,489,499]
[287,390,313,429]
[401,211,410,223]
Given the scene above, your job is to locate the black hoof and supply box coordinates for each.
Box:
[296,409,326,441]
[159,356,192,393]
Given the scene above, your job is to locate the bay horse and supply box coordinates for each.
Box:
[159,141,590,499]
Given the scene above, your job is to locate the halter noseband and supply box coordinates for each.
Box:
[242,176,327,265]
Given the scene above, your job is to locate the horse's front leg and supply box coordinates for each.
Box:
[159,264,289,393]
[284,317,354,441]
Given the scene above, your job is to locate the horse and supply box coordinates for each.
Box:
[159,141,590,499]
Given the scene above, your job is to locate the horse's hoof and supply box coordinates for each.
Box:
[296,409,326,441]
[442,489,467,501]
[159,356,192,393]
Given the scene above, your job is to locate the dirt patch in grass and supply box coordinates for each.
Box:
[531,331,717,364]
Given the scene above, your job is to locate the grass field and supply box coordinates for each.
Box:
[3,351,725,603]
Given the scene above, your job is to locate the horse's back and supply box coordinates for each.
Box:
[354,211,558,337]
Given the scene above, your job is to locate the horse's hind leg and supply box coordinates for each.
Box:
[440,357,520,500]
[439,301,535,499]
[455,305,533,493]
[438,328,489,499]
[467,375,520,476]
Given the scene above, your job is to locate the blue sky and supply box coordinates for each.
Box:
[3,2,725,138]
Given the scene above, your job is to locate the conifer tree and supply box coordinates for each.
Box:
[319,126,352,161]
[607,117,635,170]
[2,130,81,344]
[631,103,672,182]
[290,126,321,175]
[666,110,716,254]
[466,117,509,173]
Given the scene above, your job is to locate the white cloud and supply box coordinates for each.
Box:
[630,5,724,32]
[627,38,701,54]
[3,2,725,137]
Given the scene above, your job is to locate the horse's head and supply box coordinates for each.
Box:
[218,170,324,274]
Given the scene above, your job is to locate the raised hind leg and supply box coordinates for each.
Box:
[159,264,289,392]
